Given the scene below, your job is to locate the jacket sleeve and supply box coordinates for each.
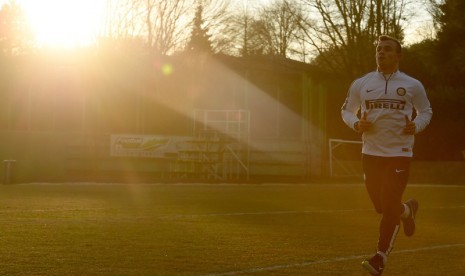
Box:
[412,81,433,133]
[341,80,361,131]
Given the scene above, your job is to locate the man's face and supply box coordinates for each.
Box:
[376,40,401,71]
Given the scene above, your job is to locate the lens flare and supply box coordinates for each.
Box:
[161,64,174,76]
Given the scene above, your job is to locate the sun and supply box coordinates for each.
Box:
[19,0,106,48]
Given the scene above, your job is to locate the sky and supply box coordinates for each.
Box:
[0,0,432,48]
[1,0,107,48]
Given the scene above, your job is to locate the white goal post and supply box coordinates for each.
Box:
[328,138,363,177]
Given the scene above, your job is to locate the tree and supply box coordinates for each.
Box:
[256,0,305,58]
[218,0,306,58]
[298,0,411,79]
[0,0,34,56]
[432,0,465,87]
[195,0,233,54]
[103,0,190,55]
[144,0,190,54]
[186,3,213,53]
[215,1,261,56]
[226,7,255,56]
[223,3,271,57]
[400,40,436,87]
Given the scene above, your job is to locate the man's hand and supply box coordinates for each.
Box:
[403,115,416,135]
[355,112,372,133]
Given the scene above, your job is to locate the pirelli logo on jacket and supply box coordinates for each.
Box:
[365,99,406,110]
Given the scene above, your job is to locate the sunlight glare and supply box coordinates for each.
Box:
[21,0,105,48]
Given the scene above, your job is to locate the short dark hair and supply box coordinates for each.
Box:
[378,35,402,53]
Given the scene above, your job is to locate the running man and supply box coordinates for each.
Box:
[341,35,433,275]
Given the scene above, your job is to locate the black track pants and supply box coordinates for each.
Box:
[362,154,411,254]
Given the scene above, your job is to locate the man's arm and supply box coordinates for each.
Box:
[341,84,362,132]
[412,82,433,133]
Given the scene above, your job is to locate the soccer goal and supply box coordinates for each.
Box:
[328,138,363,178]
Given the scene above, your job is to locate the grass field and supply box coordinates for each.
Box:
[0,183,464,276]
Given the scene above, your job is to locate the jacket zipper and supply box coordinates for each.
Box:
[383,73,393,94]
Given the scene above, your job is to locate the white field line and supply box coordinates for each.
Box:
[161,205,465,220]
[0,207,107,214]
[0,205,463,219]
[203,244,465,276]
[17,183,465,188]
[162,209,370,219]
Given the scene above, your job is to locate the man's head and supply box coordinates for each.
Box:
[376,35,402,74]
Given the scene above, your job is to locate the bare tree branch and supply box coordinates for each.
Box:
[298,0,412,78]
[103,0,191,54]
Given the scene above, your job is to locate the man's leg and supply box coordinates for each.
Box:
[362,154,384,214]
[361,156,411,274]
[401,198,418,236]
[361,154,387,274]
[377,157,411,254]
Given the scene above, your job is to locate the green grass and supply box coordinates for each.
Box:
[0,183,464,275]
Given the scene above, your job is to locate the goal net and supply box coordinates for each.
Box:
[329,138,363,178]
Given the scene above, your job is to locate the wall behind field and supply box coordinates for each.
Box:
[0,53,328,183]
